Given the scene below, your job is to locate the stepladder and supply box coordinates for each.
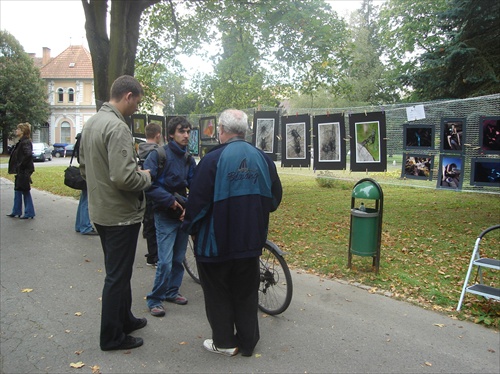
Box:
[457,224,500,311]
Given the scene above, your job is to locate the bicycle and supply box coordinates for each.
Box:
[183,237,293,315]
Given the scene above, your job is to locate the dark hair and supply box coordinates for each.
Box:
[167,117,192,137]
[145,122,162,139]
[110,75,144,100]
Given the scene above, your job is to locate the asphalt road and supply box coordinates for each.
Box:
[1,177,499,373]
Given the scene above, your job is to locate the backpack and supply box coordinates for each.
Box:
[139,145,167,176]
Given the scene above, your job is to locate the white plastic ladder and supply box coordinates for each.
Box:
[457,224,500,311]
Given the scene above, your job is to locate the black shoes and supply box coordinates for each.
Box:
[124,318,147,334]
[101,335,143,351]
[6,214,20,217]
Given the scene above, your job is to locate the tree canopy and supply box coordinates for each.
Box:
[0,31,50,153]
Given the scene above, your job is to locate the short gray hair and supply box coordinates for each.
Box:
[219,109,248,136]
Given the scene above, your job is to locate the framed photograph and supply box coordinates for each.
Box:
[253,111,279,161]
[349,111,387,172]
[188,128,199,156]
[200,116,217,140]
[281,114,310,168]
[401,153,434,180]
[440,118,465,153]
[147,115,166,142]
[479,116,500,154]
[470,158,500,187]
[437,155,464,190]
[131,114,147,138]
[313,114,346,170]
[403,124,434,150]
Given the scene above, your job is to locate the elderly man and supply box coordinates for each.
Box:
[182,109,282,357]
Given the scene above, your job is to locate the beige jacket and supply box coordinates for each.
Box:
[79,103,151,226]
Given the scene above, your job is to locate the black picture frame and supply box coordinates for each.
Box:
[437,155,464,190]
[131,114,147,138]
[403,124,434,150]
[349,111,387,172]
[479,116,500,154]
[253,111,279,161]
[401,153,434,181]
[200,116,217,141]
[189,128,200,156]
[440,118,465,153]
[147,114,166,142]
[313,114,346,170]
[281,114,310,168]
[470,158,500,187]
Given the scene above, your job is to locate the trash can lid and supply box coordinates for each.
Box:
[352,181,381,199]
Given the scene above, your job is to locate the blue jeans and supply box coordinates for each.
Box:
[146,211,188,309]
[11,190,35,217]
[75,189,93,234]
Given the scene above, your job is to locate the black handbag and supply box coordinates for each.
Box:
[64,166,86,190]
[14,172,32,191]
[64,134,86,190]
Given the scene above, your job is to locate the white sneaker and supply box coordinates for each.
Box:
[203,339,238,356]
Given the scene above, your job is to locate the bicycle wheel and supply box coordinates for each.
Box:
[183,236,200,284]
[258,241,293,315]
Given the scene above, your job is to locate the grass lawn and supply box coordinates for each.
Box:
[1,162,499,328]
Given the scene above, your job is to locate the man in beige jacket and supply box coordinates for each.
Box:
[80,75,151,351]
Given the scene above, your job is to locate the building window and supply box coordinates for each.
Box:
[57,88,64,103]
[61,121,71,143]
[68,88,74,103]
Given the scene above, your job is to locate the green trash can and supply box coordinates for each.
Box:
[348,178,383,274]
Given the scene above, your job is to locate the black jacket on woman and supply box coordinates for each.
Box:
[8,136,34,190]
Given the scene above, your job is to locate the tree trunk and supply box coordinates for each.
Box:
[82,0,159,111]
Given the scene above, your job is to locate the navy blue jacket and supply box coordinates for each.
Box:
[182,138,282,262]
[143,141,196,212]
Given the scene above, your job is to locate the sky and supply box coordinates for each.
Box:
[0,0,376,58]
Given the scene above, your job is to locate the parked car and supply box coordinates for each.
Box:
[51,143,68,158]
[32,142,53,162]
[64,144,75,158]
[52,143,75,158]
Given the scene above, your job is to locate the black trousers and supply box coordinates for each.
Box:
[95,223,142,350]
[197,257,260,355]
[142,200,158,263]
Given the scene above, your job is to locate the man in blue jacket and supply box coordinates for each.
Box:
[144,117,196,317]
[182,109,282,357]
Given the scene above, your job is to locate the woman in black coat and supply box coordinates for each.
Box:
[7,122,35,219]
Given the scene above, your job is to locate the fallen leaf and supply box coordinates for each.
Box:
[255,354,261,358]
[488,348,496,353]
[74,312,82,317]
[21,288,33,293]
[65,330,71,333]
[433,323,445,328]
[91,365,101,374]
[74,350,83,355]
[425,362,432,367]
[179,341,188,345]
[69,361,85,368]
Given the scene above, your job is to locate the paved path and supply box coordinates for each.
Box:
[1,178,498,373]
